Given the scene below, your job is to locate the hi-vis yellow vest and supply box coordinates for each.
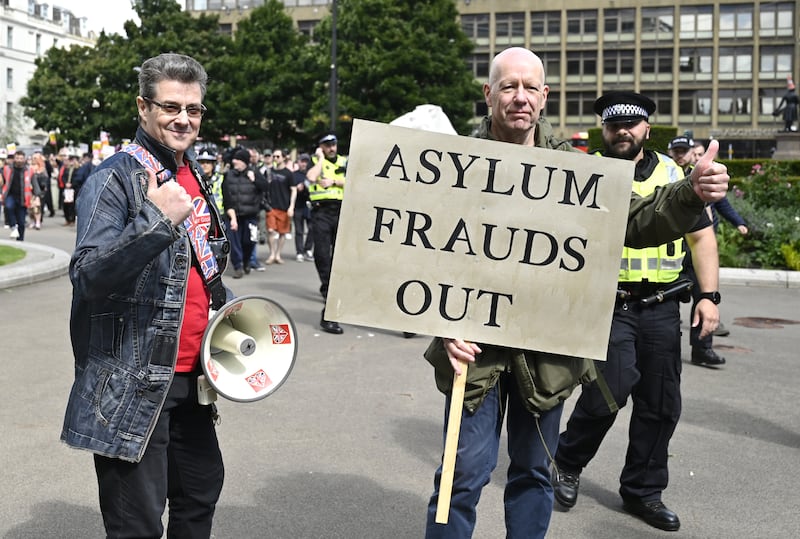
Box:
[309,155,347,202]
[619,153,685,284]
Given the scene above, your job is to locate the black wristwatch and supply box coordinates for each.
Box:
[698,291,721,304]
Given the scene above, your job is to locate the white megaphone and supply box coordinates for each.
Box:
[198,295,297,404]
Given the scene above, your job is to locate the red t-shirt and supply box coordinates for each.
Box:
[175,165,211,372]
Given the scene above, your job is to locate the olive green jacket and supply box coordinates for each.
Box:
[425,116,709,415]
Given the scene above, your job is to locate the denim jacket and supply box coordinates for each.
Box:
[61,127,228,462]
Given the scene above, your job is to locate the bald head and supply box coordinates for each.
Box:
[484,47,549,145]
[488,48,546,89]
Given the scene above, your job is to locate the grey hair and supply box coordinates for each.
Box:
[138,53,208,99]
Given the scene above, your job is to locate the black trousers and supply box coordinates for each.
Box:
[556,297,682,502]
[94,373,224,539]
[680,253,712,350]
[311,202,341,297]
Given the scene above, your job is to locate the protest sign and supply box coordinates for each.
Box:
[326,120,634,360]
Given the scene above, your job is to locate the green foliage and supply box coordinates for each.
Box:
[20,0,480,152]
[215,0,315,149]
[21,0,234,145]
[719,158,800,179]
[717,161,800,270]
[306,0,482,146]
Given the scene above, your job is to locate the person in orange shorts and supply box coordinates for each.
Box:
[264,148,297,264]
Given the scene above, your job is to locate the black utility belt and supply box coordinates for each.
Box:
[617,279,693,306]
[311,200,342,209]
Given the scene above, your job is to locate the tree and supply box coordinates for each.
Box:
[215,0,315,150]
[305,0,482,146]
[21,0,234,146]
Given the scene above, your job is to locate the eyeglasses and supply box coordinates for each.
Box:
[144,97,207,118]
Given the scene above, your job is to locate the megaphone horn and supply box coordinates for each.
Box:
[210,320,256,356]
[199,295,297,403]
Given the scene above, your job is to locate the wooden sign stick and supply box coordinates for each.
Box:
[435,360,469,524]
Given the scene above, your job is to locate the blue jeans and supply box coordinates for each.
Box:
[227,215,257,270]
[4,195,27,241]
[93,373,224,538]
[426,376,563,539]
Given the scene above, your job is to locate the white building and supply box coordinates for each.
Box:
[1,0,95,151]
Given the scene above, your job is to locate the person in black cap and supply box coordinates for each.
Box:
[196,146,225,216]
[222,146,268,278]
[307,133,348,334]
[553,90,722,532]
[668,135,694,175]
[670,136,748,364]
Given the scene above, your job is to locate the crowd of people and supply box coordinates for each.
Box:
[0,148,95,239]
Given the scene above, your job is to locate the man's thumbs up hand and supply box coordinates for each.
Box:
[145,169,193,225]
[689,140,730,203]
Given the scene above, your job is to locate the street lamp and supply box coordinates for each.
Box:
[330,0,338,133]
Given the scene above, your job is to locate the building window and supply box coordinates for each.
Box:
[566,10,597,44]
[540,50,560,83]
[648,91,673,117]
[543,97,560,126]
[6,68,12,90]
[461,14,490,46]
[719,4,753,39]
[679,5,713,40]
[679,47,713,81]
[641,48,673,82]
[603,50,635,84]
[718,88,751,123]
[759,87,784,116]
[760,46,793,80]
[36,33,42,55]
[495,12,525,46]
[760,2,794,38]
[6,26,12,49]
[297,20,319,40]
[566,51,597,83]
[531,11,560,45]
[565,91,596,120]
[641,7,674,43]
[679,89,712,120]
[718,47,752,81]
[604,8,635,43]
[466,53,490,79]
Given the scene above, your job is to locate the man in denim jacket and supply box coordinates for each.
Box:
[61,53,229,538]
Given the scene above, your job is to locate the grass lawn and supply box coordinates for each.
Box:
[0,245,26,266]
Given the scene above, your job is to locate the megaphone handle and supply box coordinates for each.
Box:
[435,360,468,524]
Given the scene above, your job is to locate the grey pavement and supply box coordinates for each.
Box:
[1,220,799,538]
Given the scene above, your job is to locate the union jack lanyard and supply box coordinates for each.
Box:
[121,143,220,282]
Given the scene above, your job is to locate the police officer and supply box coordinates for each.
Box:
[552,91,721,532]
[307,133,347,334]
[196,147,224,215]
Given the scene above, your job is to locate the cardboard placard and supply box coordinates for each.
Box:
[326,120,634,360]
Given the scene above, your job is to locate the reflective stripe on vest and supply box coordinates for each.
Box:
[309,155,347,202]
[619,153,685,284]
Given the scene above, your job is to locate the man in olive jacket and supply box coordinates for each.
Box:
[424,47,730,539]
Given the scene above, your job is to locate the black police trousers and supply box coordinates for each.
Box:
[311,202,341,298]
[556,296,682,502]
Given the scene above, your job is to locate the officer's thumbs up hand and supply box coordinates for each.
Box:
[689,140,729,203]
[145,168,193,225]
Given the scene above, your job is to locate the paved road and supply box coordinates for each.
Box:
[1,221,799,538]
